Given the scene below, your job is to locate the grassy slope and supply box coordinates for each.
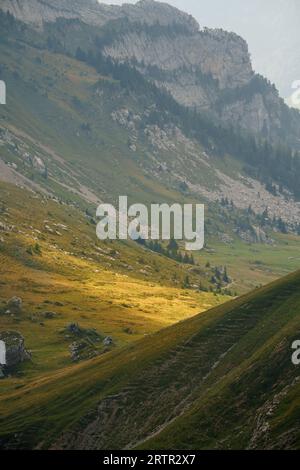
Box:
[0,181,226,384]
[0,19,299,451]
[0,270,299,449]
[0,39,187,206]
[1,38,300,295]
[205,235,300,294]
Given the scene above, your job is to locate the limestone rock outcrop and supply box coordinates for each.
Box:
[0,331,31,371]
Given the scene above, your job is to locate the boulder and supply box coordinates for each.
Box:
[69,340,86,362]
[103,336,113,346]
[63,324,104,362]
[7,296,22,314]
[0,331,31,369]
[69,340,99,362]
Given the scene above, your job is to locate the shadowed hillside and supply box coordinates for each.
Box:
[0,270,299,449]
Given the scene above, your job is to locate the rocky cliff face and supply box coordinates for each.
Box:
[0,0,116,28]
[1,0,300,143]
[101,9,299,141]
[103,27,253,104]
[0,0,198,30]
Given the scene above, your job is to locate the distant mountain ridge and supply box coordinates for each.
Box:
[1,0,300,146]
[0,0,199,31]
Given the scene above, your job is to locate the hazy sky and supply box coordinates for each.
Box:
[99,0,300,101]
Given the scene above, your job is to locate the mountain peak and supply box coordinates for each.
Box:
[0,0,199,32]
[121,0,200,32]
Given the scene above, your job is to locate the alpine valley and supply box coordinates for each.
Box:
[0,0,299,450]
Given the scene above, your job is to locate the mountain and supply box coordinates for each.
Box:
[0,0,300,286]
[0,0,300,452]
[1,269,299,449]
[0,0,199,30]
[1,0,300,144]
[185,0,300,106]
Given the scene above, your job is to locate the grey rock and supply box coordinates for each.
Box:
[69,339,99,362]
[0,331,31,369]
[7,296,22,314]
[103,336,113,346]
[69,340,86,362]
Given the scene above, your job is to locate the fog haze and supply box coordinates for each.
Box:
[100,0,300,102]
